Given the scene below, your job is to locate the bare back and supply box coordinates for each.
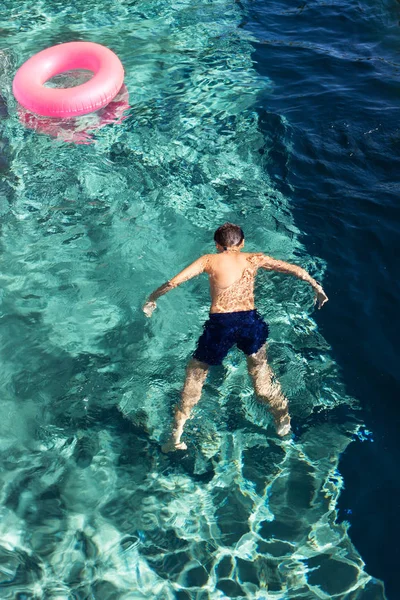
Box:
[205,252,263,313]
[147,248,327,316]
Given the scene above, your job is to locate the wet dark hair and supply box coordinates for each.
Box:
[213,223,244,251]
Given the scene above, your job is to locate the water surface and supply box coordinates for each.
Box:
[0,0,396,598]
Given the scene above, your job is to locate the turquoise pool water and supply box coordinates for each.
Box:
[0,0,389,598]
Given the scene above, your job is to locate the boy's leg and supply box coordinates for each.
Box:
[246,344,291,436]
[161,358,209,453]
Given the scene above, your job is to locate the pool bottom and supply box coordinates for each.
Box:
[0,398,385,599]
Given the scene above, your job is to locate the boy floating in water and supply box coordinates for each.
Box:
[143,223,328,453]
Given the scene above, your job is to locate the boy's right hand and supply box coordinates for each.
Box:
[143,301,157,317]
[314,285,328,309]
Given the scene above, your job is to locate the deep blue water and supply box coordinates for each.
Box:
[245,0,400,597]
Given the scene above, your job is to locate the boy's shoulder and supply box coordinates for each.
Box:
[245,252,266,264]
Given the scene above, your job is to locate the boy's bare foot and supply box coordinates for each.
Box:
[161,439,188,453]
[275,414,291,437]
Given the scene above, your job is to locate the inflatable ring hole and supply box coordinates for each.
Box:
[44,69,94,89]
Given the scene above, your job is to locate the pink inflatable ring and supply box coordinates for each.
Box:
[13,41,124,118]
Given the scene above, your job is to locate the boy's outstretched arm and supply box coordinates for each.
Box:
[260,255,328,309]
[143,255,208,317]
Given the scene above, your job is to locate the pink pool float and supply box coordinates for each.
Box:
[13,41,129,142]
[13,41,125,117]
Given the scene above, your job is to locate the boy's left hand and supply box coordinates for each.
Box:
[143,301,157,317]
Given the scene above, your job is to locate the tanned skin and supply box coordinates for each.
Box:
[143,240,328,452]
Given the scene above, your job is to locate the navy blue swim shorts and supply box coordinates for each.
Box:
[193,309,269,366]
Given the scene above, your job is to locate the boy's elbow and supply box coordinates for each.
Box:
[166,279,181,291]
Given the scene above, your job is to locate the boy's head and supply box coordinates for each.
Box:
[214,223,244,251]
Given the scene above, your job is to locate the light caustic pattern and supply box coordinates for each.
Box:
[0,0,385,598]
